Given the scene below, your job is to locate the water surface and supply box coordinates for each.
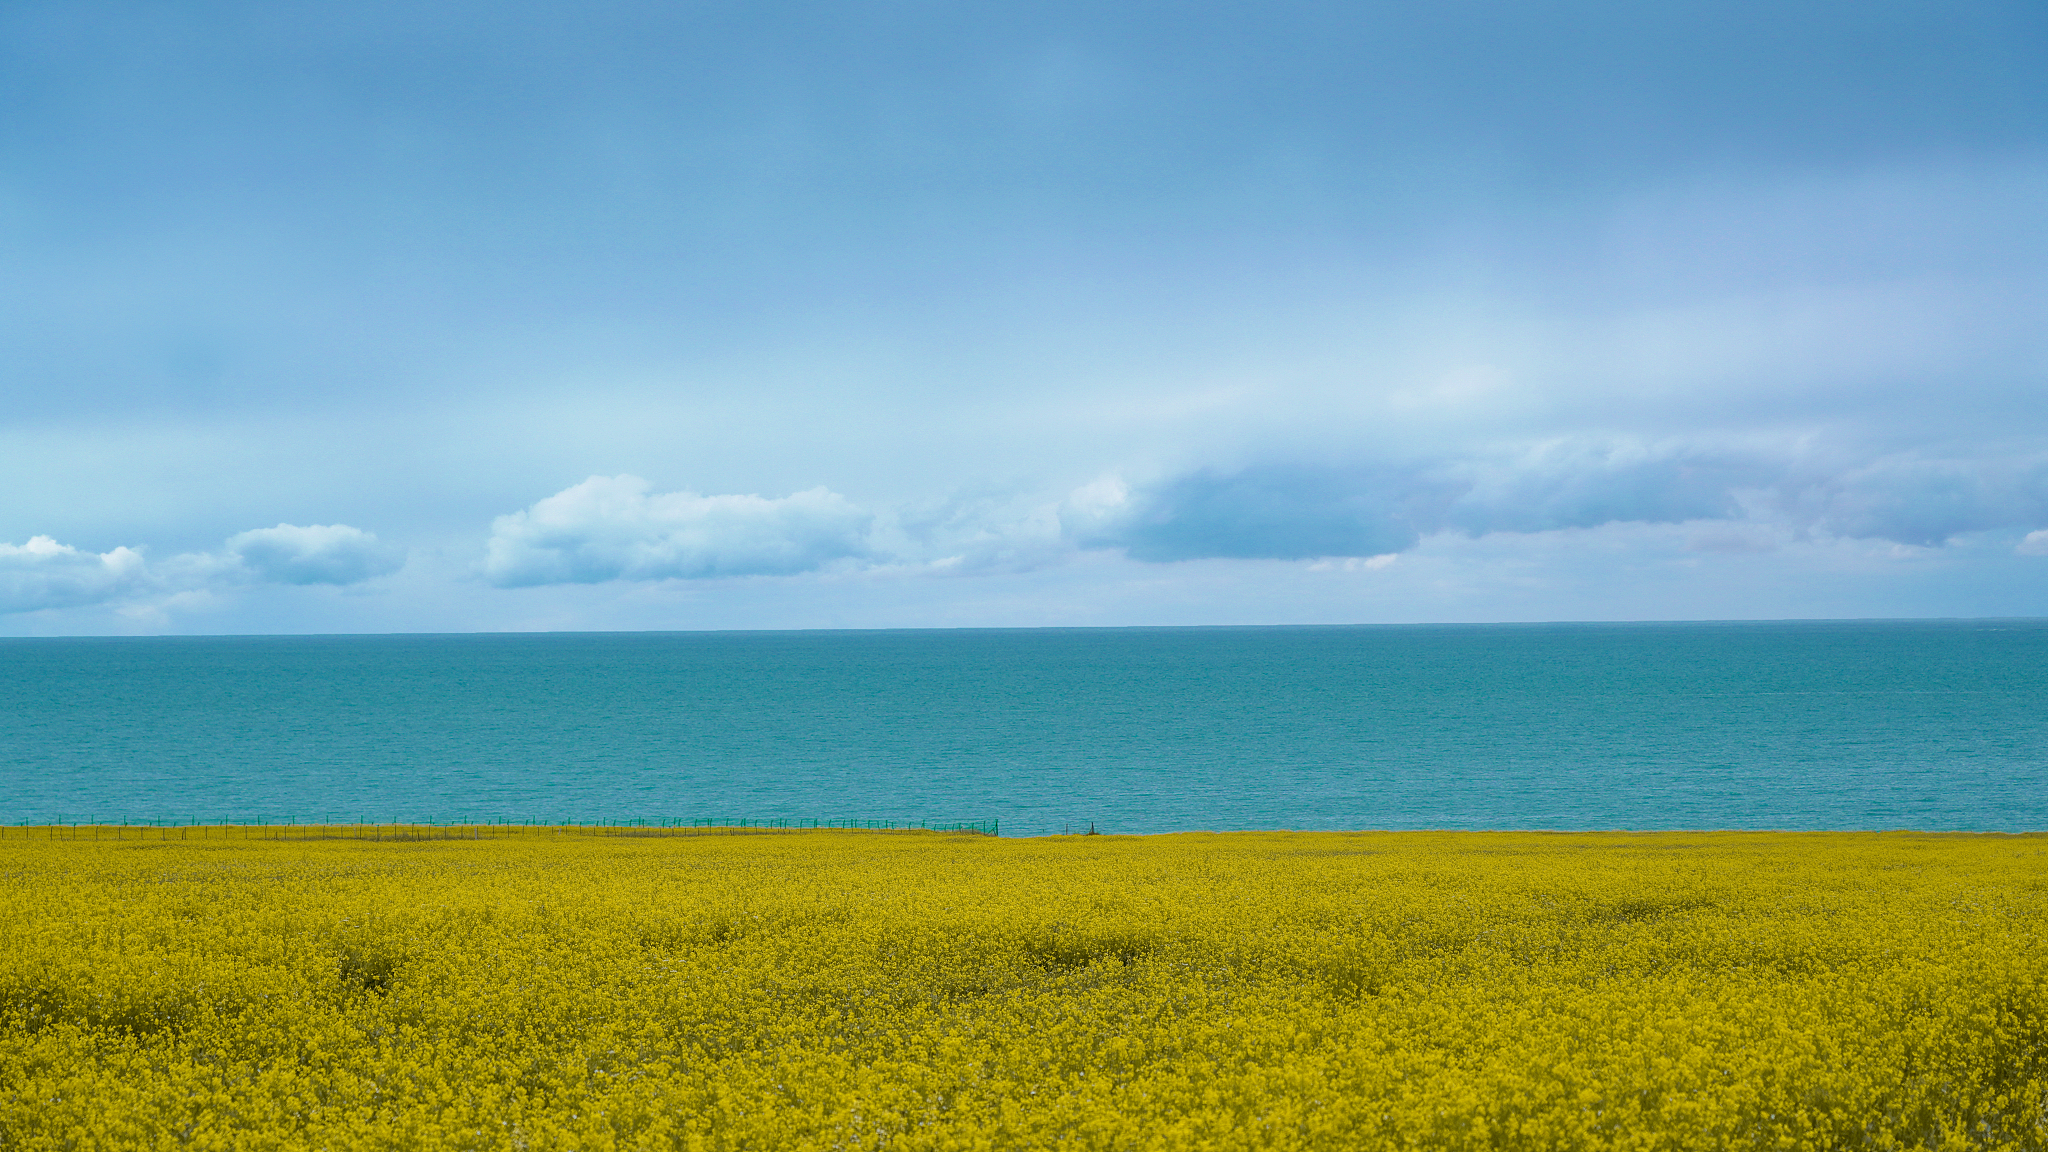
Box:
[2,620,2042,834]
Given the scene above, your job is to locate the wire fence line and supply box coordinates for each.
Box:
[1,816,999,840]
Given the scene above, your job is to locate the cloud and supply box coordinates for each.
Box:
[1778,454,2048,547]
[1077,465,1427,562]
[1068,445,1752,563]
[885,488,1068,574]
[2019,530,2048,556]
[0,536,149,613]
[1436,442,1768,536]
[225,523,405,585]
[1070,440,2048,563]
[0,522,401,616]
[483,475,874,587]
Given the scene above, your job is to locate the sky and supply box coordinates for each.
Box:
[3,0,2045,634]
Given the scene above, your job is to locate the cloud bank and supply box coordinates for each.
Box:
[483,476,873,587]
[479,440,2048,595]
[1071,440,2048,563]
[0,524,402,615]
[9,440,2047,627]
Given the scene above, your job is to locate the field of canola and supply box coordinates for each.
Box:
[2,830,2045,1151]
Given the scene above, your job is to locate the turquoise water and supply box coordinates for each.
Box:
[1,620,2043,835]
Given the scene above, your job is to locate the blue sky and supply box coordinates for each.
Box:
[3,0,2045,633]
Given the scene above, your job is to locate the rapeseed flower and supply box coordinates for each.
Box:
[0,830,2042,1149]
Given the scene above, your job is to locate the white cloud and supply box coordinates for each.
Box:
[0,522,402,616]
[483,475,874,587]
[226,523,404,585]
[0,536,148,613]
[2019,530,2048,556]
[1308,554,1399,572]
[874,484,1078,575]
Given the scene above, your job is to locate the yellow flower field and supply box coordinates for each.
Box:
[1,829,2043,1150]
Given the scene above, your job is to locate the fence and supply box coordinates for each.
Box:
[0,816,999,840]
